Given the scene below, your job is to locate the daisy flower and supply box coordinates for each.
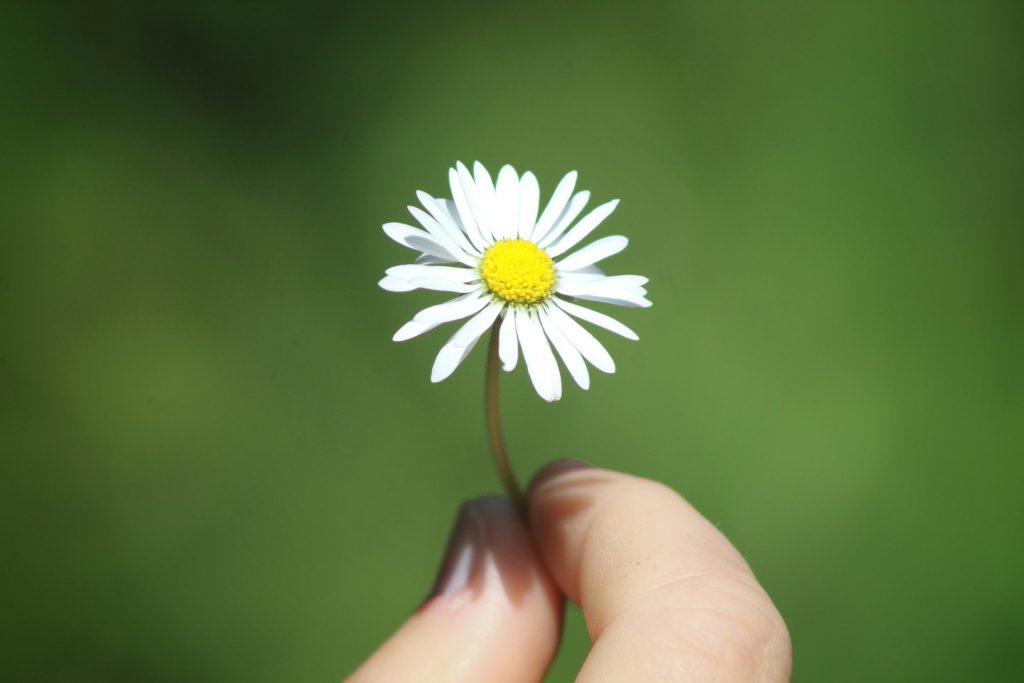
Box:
[379,161,651,403]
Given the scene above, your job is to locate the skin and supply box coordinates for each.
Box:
[348,460,792,682]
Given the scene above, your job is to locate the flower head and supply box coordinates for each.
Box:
[379,162,651,402]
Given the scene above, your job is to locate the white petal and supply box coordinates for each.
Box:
[407,205,475,266]
[394,291,481,340]
[413,292,489,325]
[573,292,653,308]
[545,304,616,373]
[405,202,473,264]
[450,166,490,253]
[556,273,647,297]
[517,172,540,239]
[546,199,620,258]
[498,310,519,371]
[570,264,607,276]
[555,271,606,289]
[380,275,474,294]
[438,197,487,254]
[392,318,441,342]
[382,221,426,246]
[386,265,479,282]
[538,191,590,248]
[580,278,648,292]
[530,171,577,244]
[406,235,461,263]
[379,276,417,292]
[540,307,590,390]
[515,308,562,402]
[472,161,498,242]
[382,220,462,263]
[553,297,639,340]
[440,199,463,228]
[555,235,629,271]
[581,286,648,299]
[454,300,504,347]
[494,164,520,240]
[414,193,480,257]
[409,278,477,293]
[382,222,457,262]
[415,253,448,265]
[431,323,484,383]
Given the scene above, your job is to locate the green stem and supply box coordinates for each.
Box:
[485,318,526,516]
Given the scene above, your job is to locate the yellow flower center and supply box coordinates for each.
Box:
[480,239,556,305]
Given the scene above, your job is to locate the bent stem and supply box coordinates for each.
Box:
[485,317,526,516]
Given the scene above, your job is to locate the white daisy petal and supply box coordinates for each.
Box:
[402,232,460,263]
[440,199,464,229]
[592,274,648,289]
[574,292,653,308]
[556,274,648,297]
[382,221,424,245]
[531,170,577,244]
[431,323,485,383]
[570,264,607,276]
[516,308,562,402]
[454,300,504,347]
[449,166,490,253]
[409,278,478,293]
[407,205,475,266]
[415,189,479,253]
[393,319,442,342]
[495,164,520,240]
[378,276,417,292]
[414,253,449,265]
[546,199,620,258]
[379,274,476,294]
[415,192,480,257]
[438,197,486,254]
[573,274,643,292]
[553,297,639,340]
[540,307,590,390]
[555,235,629,271]
[517,171,540,239]
[413,292,490,325]
[554,272,606,290]
[386,265,479,282]
[578,286,648,299]
[538,191,590,248]
[393,291,481,340]
[472,161,498,242]
[498,310,519,371]
[545,303,616,373]
[382,222,453,258]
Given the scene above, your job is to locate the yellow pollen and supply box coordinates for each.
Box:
[480,239,556,305]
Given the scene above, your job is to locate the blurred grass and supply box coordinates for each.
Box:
[1,1,1021,681]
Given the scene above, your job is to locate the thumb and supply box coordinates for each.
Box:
[347,496,562,683]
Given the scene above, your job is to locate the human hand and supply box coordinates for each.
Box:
[348,460,792,682]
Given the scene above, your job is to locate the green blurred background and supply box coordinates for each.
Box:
[2,1,1021,680]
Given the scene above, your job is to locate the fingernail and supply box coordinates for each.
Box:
[556,457,590,469]
[430,501,486,597]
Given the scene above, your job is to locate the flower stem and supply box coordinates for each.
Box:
[485,318,526,516]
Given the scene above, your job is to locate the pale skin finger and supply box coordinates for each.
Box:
[347,496,562,683]
[528,461,792,682]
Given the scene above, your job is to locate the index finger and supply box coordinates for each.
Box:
[527,460,792,682]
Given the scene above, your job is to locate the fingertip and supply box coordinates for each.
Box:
[527,458,592,496]
[427,494,554,606]
[350,493,563,682]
